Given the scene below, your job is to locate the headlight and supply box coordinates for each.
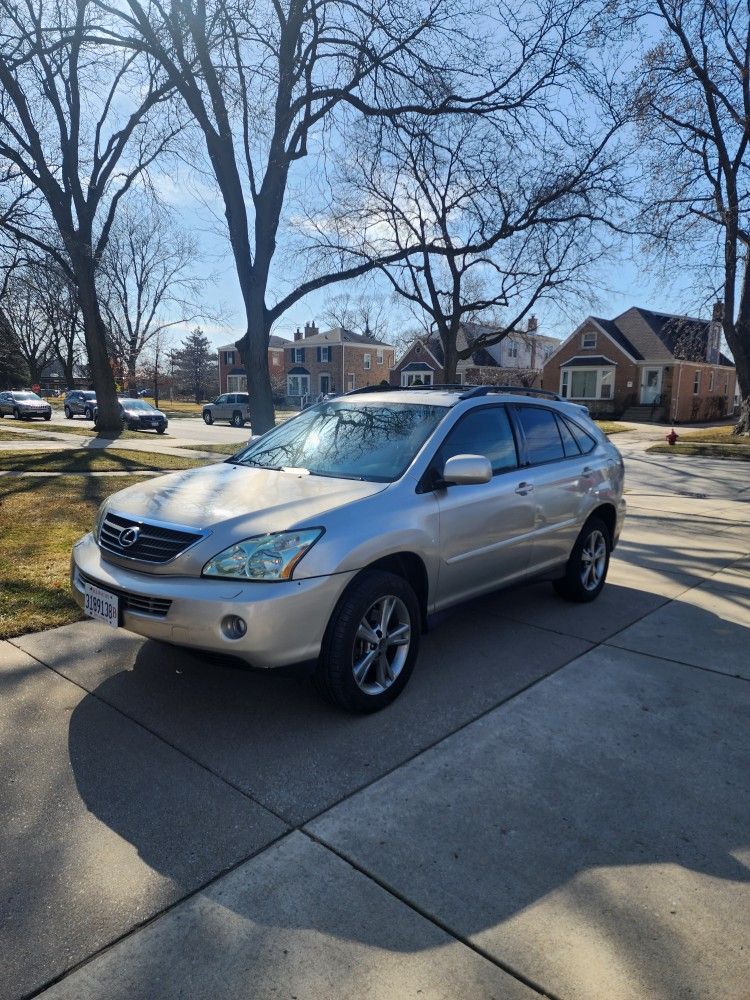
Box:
[93,502,108,541]
[202,529,323,581]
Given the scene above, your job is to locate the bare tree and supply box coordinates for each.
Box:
[333,105,626,382]
[322,291,391,340]
[0,0,178,430]
[2,268,55,385]
[100,0,540,432]
[631,0,750,433]
[99,200,206,391]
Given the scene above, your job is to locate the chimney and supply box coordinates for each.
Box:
[294,327,303,342]
[707,301,723,363]
[527,315,538,334]
[304,321,319,339]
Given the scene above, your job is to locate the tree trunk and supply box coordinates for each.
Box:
[236,299,275,433]
[127,352,137,394]
[729,256,750,435]
[441,325,459,384]
[74,257,122,433]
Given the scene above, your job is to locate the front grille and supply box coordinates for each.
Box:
[78,569,172,618]
[99,512,203,564]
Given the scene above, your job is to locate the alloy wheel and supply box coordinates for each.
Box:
[580,528,607,591]
[352,595,411,695]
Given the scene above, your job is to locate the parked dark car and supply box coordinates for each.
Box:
[0,390,52,420]
[94,398,168,434]
[64,390,97,420]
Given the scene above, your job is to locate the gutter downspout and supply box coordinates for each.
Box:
[342,341,345,392]
[673,363,682,423]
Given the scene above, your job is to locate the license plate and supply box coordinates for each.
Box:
[83,582,119,628]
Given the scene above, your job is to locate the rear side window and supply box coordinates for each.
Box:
[436,406,518,474]
[564,417,597,455]
[516,406,564,464]
[555,415,581,458]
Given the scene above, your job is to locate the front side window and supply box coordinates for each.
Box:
[516,406,564,464]
[234,401,447,482]
[435,406,518,475]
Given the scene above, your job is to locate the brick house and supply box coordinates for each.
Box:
[542,305,737,422]
[218,336,287,394]
[390,317,560,387]
[283,323,395,404]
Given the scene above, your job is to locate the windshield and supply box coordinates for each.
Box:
[15,392,41,401]
[122,400,155,411]
[233,400,447,482]
[82,391,96,399]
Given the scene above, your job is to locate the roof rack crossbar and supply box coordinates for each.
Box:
[343,383,470,396]
[458,385,562,402]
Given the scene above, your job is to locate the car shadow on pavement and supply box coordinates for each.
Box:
[59,585,750,1000]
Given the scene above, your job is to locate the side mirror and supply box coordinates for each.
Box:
[441,454,492,486]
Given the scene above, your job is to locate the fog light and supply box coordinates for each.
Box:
[221,615,247,640]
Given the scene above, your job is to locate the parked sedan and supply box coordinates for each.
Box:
[72,386,625,713]
[94,398,168,433]
[0,390,52,420]
[202,393,252,427]
[64,390,97,419]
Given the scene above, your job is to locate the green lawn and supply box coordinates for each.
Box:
[0,428,50,442]
[176,442,242,455]
[3,422,170,441]
[0,449,207,473]
[0,475,148,638]
[647,423,750,460]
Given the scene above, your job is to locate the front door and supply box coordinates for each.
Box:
[320,375,331,395]
[640,368,661,404]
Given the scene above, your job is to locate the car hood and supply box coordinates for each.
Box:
[104,461,388,535]
[122,406,164,418]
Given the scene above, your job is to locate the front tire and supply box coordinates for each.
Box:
[84,407,93,420]
[156,425,166,435]
[231,411,244,427]
[64,406,73,419]
[553,517,611,603]
[13,408,21,420]
[203,410,213,425]
[314,570,420,713]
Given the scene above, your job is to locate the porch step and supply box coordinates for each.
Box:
[621,405,663,423]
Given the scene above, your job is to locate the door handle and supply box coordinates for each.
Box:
[515,481,534,495]
[581,466,594,476]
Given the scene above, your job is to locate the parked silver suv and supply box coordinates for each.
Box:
[71,387,625,712]
[202,393,252,427]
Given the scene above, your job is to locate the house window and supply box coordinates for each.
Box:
[293,347,305,364]
[693,370,701,394]
[401,372,433,387]
[600,370,613,399]
[223,350,235,365]
[347,373,355,390]
[571,370,598,398]
[560,371,569,397]
[507,341,518,359]
[272,353,280,366]
[287,374,310,397]
[709,370,715,391]
[227,375,246,392]
[582,331,597,349]
[364,353,371,370]
[320,346,330,363]
[376,349,384,364]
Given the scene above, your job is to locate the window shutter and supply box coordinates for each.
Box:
[317,347,321,362]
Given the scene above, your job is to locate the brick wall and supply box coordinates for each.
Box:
[669,363,737,422]
[542,321,638,416]
[390,341,443,386]
[287,344,395,396]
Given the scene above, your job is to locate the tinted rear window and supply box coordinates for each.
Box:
[564,417,597,454]
[516,406,564,464]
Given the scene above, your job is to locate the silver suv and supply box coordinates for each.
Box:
[202,393,252,427]
[71,387,625,712]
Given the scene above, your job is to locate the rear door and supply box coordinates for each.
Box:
[431,405,535,607]
[509,404,591,575]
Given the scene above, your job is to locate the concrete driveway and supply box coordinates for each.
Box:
[1,446,748,1000]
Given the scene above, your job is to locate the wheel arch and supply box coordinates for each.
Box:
[351,552,430,632]
[586,503,617,547]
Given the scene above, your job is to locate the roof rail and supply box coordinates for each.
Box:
[343,383,471,396]
[458,385,562,402]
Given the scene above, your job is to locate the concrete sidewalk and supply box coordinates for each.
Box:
[1,457,748,1000]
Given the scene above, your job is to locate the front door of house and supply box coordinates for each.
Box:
[640,368,661,404]
[319,375,331,395]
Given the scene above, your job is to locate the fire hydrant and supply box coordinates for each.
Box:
[666,428,679,446]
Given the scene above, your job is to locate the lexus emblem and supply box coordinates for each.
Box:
[118,526,140,549]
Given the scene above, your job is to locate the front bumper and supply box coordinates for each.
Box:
[70,532,354,668]
[20,407,51,418]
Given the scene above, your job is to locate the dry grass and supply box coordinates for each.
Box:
[595,421,635,435]
[0,475,147,638]
[647,422,749,459]
[0,449,207,473]
[1,422,168,441]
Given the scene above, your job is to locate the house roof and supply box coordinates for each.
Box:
[218,335,288,351]
[561,355,618,368]
[288,366,310,375]
[586,307,735,367]
[288,327,392,348]
[401,361,435,373]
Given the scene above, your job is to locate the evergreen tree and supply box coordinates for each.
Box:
[173,328,218,403]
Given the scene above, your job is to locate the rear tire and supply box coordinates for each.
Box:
[156,426,166,434]
[231,411,244,427]
[13,408,20,419]
[553,517,611,603]
[203,410,213,425]
[313,570,420,713]
[43,413,50,421]
[84,407,93,420]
